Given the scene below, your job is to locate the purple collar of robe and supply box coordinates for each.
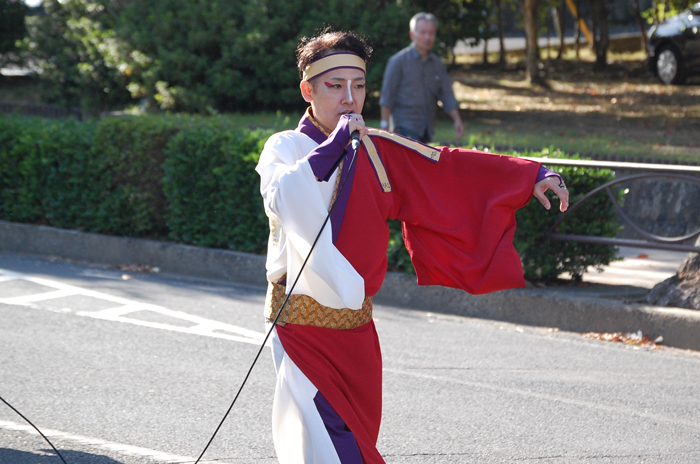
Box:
[296,110,356,245]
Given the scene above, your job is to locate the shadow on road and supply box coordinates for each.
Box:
[0,448,126,464]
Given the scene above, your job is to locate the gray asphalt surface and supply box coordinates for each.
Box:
[2,251,700,463]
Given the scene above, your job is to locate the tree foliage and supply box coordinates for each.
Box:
[0,0,29,66]
[642,0,697,24]
[410,0,496,62]
[20,0,535,114]
[21,0,135,113]
[21,0,416,114]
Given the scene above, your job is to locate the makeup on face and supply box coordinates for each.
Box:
[323,79,361,103]
[310,68,366,132]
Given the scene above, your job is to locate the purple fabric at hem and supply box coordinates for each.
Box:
[313,392,364,464]
[536,165,562,184]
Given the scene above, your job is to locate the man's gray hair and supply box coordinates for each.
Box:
[409,12,438,32]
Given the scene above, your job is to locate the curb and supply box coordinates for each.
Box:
[2,220,699,351]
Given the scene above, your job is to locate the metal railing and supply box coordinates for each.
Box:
[522,158,700,253]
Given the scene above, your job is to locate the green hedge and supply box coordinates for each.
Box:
[163,126,270,252]
[0,114,619,282]
[0,114,272,253]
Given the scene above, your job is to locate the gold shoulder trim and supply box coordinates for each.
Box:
[361,135,392,193]
[367,128,441,162]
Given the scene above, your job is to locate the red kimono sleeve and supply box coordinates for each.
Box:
[382,143,540,294]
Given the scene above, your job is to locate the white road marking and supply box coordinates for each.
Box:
[0,268,266,346]
[0,288,80,305]
[0,419,235,463]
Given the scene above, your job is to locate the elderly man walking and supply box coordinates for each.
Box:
[380,12,464,143]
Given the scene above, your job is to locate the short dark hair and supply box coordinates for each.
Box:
[296,30,373,79]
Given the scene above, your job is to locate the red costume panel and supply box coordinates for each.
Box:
[277,132,540,463]
[335,137,540,297]
[276,321,384,464]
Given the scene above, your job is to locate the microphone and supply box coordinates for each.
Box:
[350,130,361,151]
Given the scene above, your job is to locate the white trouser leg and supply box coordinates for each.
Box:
[269,323,341,464]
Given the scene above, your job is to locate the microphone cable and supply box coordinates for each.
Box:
[0,394,70,464]
[193,133,362,464]
[0,132,363,464]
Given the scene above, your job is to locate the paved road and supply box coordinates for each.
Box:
[2,251,700,463]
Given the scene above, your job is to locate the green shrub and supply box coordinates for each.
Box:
[163,125,271,253]
[94,115,186,237]
[0,116,114,230]
[0,114,271,243]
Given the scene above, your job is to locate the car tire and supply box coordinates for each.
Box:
[655,45,686,85]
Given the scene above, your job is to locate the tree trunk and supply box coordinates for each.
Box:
[556,0,566,59]
[575,0,581,58]
[546,8,552,59]
[597,0,609,69]
[496,0,506,65]
[634,0,648,55]
[591,0,609,70]
[646,237,700,310]
[524,0,541,84]
[483,38,489,63]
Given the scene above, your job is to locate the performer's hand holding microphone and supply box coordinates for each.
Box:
[346,113,368,150]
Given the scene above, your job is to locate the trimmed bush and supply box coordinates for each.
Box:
[0,116,114,230]
[163,125,271,253]
[0,114,619,283]
[94,115,189,237]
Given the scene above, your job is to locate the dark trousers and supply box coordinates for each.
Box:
[394,126,431,144]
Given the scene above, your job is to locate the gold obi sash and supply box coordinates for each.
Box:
[265,279,373,330]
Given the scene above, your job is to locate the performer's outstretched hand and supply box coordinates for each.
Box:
[533,176,569,212]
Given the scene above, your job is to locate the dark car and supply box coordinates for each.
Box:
[647,2,700,84]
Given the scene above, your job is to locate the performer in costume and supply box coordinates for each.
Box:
[256,31,569,464]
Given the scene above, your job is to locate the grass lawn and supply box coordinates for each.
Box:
[434,48,700,162]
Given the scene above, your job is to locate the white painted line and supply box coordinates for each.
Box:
[79,307,266,345]
[0,288,79,305]
[0,419,235,463]
[0,268,267,346]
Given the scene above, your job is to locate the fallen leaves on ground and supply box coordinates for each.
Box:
[584,330,662,349]
[118,263,160,274]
